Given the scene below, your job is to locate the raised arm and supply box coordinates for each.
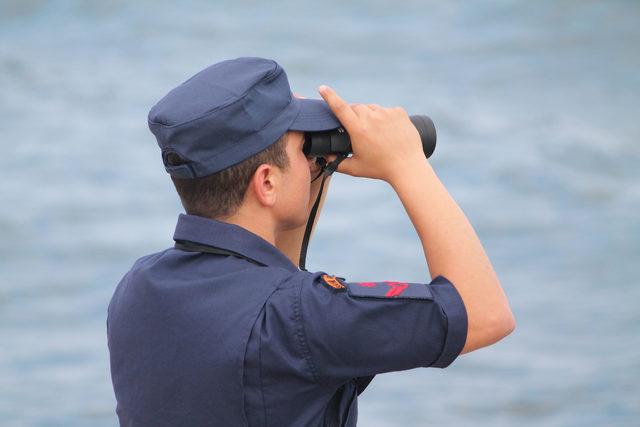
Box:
[388,161,515,353]
[318,85,515,354]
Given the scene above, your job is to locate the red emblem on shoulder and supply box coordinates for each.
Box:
[383,281,409,297]
[355,281,409,297]
[357,282,377,288]
[321,274,346,290]
[347,280,431,300]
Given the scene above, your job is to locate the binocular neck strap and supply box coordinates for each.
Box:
[298,154,348,271]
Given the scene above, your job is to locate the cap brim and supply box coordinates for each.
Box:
[288,98,342,132]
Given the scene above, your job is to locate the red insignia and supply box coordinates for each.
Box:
[321,274,345,290]
[383,281,409,297]
[357,282,377,288]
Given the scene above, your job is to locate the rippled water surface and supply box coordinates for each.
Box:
[1,1,639,425]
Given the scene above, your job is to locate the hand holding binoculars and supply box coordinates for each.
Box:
[302,115,437,159]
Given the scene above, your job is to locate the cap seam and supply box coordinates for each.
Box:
[296,111,336,118]
[148,60,283,130]
[186,95,296,175]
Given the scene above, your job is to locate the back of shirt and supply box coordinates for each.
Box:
[107,248,289,426]
[107,214,468,426]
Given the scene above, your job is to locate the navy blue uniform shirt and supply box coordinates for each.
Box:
[107,214,468,426]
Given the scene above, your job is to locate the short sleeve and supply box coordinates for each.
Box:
[297,273,468,388]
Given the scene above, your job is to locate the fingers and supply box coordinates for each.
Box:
[318,85,361,133]
[349,103,383,118]
[350,103,371,115]
[293,91,305,99]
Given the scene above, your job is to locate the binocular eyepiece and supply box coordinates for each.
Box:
[303,115,437,159]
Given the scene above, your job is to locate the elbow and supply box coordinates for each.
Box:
[501,309,516,337]
[460,307,516,355]
[491,307,516,341]
[460,308,515,354]
[476,307,516,348]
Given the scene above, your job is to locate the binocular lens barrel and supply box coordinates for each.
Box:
[303,115,437,158]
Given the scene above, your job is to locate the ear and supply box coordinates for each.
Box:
[249,164,280,208]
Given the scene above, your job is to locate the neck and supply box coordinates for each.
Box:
[220,209,277,246]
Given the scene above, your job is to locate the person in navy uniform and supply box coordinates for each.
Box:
[107,57,515,426]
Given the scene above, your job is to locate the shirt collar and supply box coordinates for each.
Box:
[172,213,299,272]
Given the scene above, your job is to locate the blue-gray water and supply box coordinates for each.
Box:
[1,1,639,426]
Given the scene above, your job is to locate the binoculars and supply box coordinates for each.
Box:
[303,115,437,159]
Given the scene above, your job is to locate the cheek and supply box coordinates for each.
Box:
[299,166,311,202]
[296,156,311,181]
[299,171,310,198]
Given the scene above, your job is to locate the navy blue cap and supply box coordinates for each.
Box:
[148,57,341,178]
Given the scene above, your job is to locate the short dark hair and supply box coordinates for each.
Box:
[169,133,290,219]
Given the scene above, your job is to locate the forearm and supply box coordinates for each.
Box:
[388,158,515,353]
[276,174,332,266]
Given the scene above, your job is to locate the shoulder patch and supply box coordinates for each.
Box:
[321,274,346,291]
[346,281,434,300]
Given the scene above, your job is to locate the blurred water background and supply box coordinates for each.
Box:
[1,0,639,426]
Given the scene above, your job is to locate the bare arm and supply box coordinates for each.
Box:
[318,85,515,354]
[388,159,515,353]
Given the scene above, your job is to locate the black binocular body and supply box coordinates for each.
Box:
[303,115,437,159]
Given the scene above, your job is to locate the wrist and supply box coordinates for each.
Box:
[386,158,434,189]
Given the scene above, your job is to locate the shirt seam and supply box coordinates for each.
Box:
[259,310,268,427]
[294,279,334,392]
